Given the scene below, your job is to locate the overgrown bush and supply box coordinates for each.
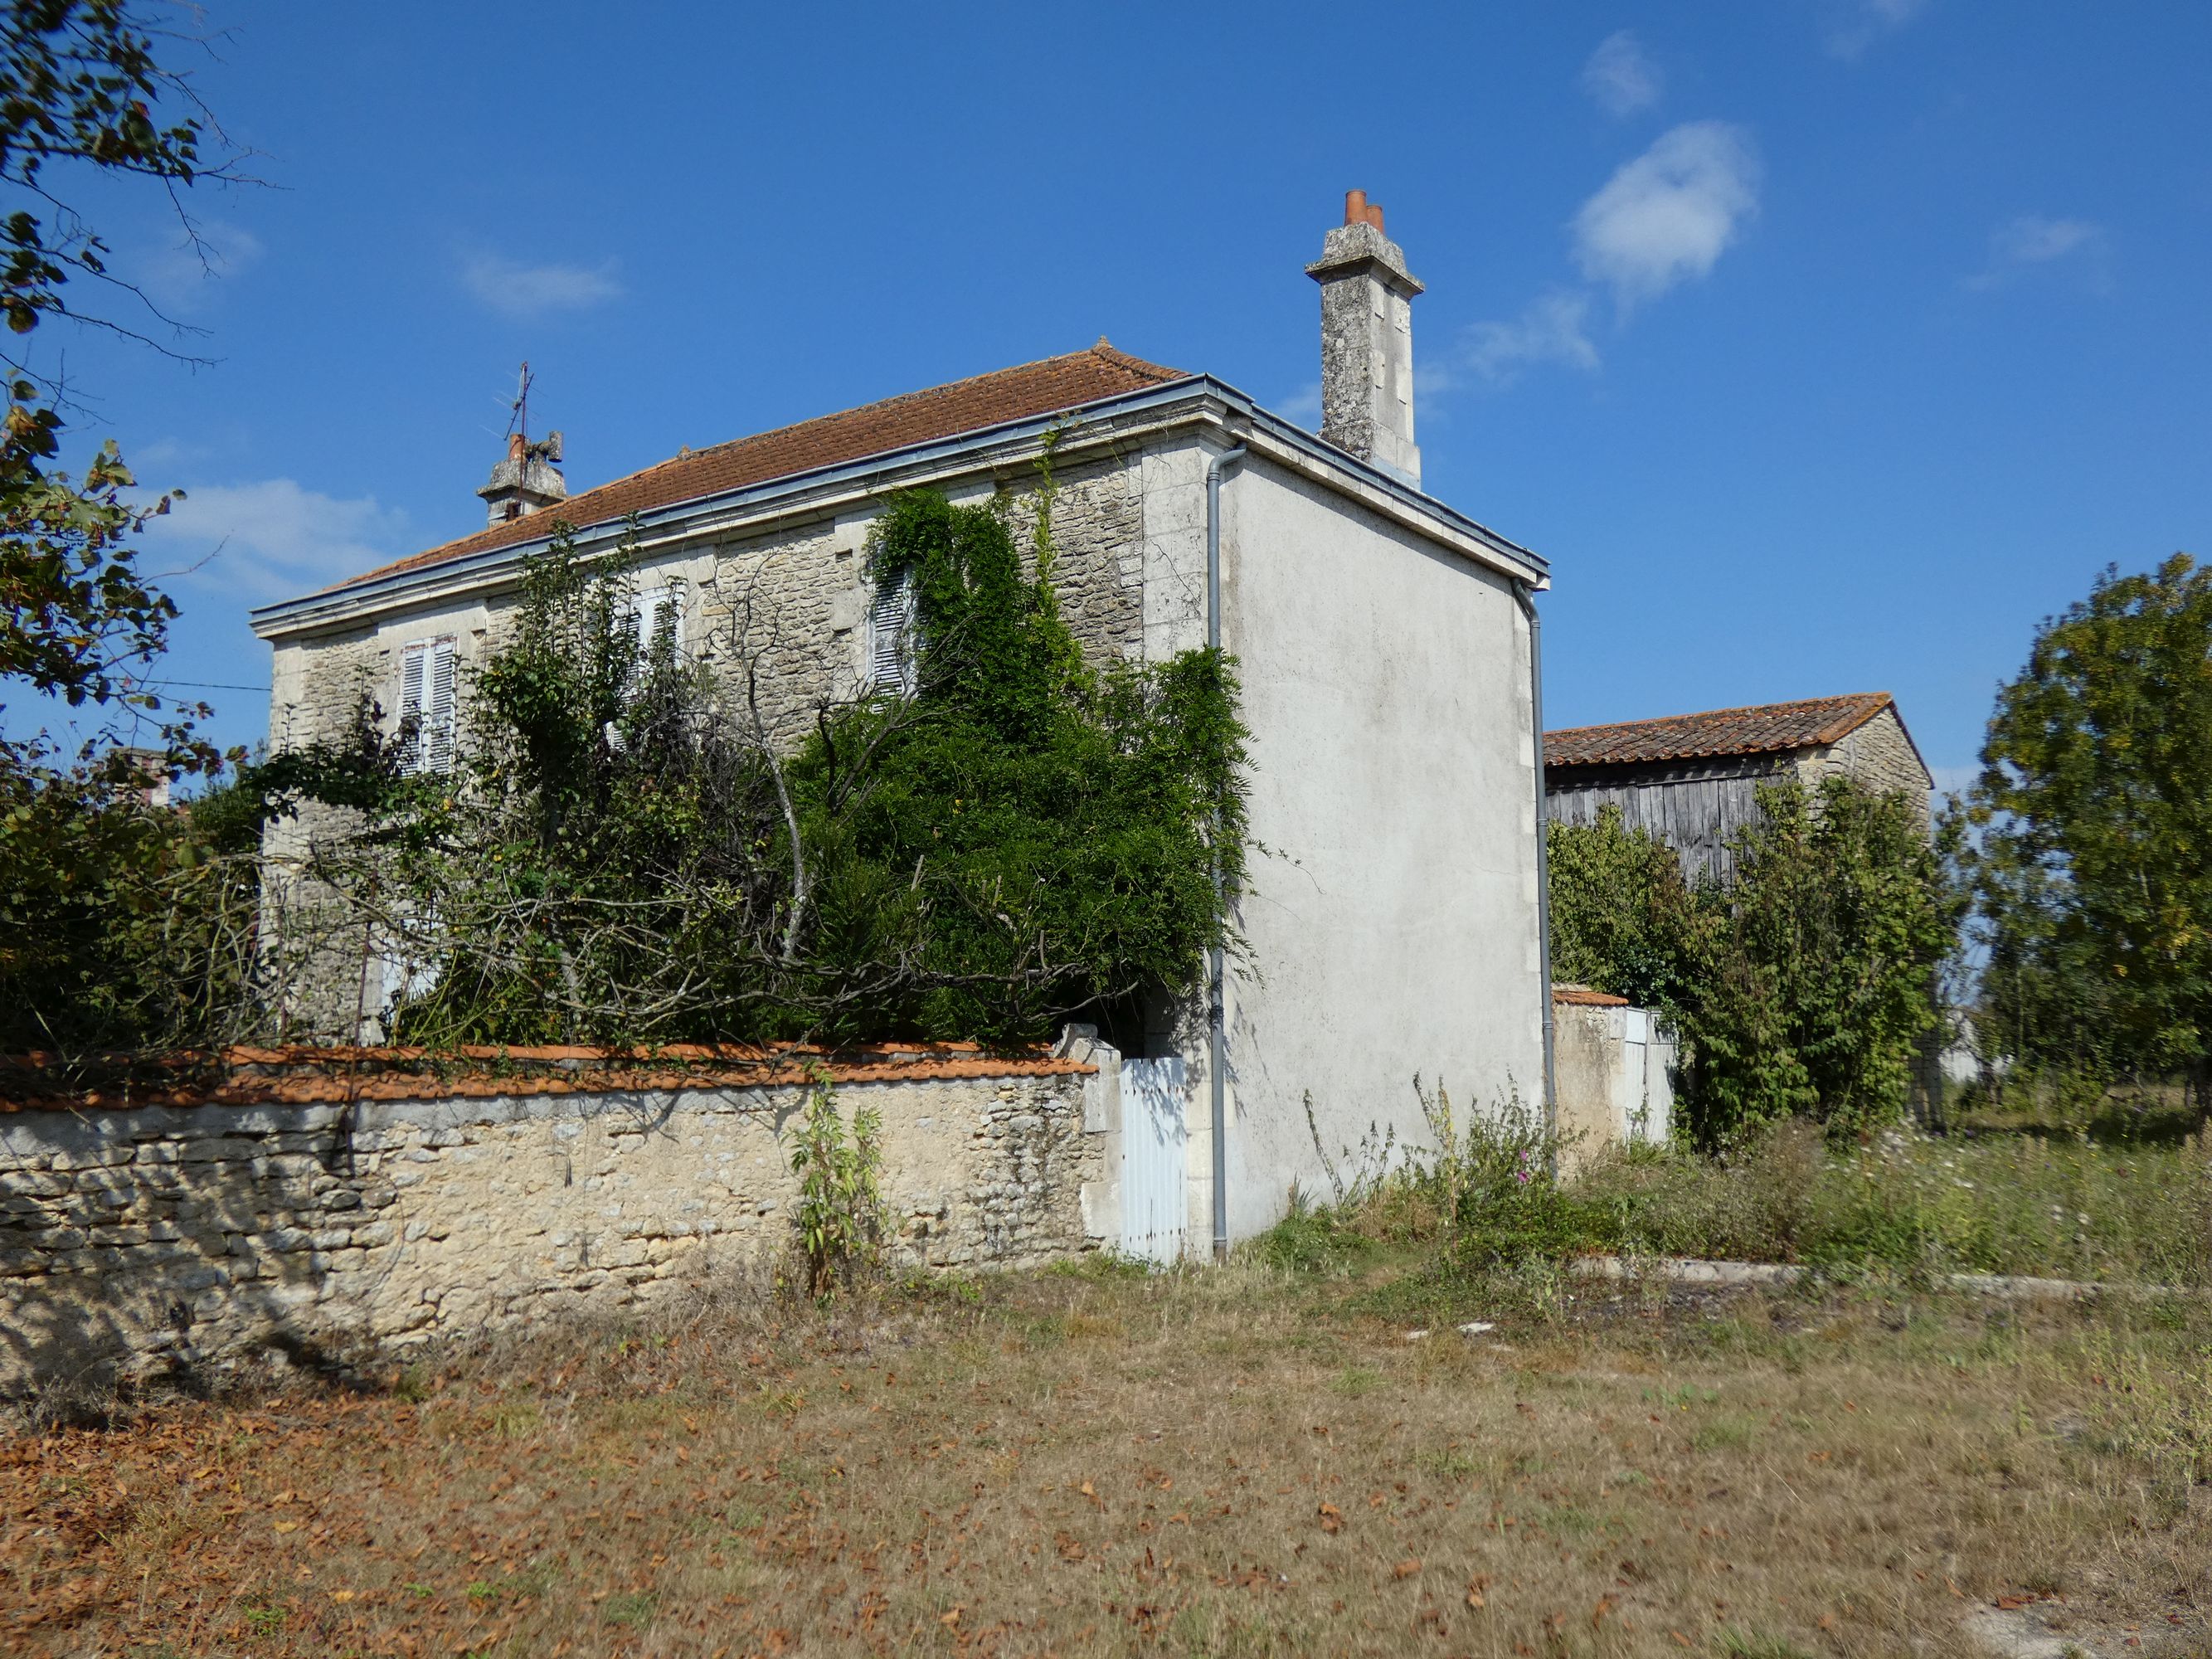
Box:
[279,479,1248,1050]
[1547,781,1958,1146]
[0,751,270,1053]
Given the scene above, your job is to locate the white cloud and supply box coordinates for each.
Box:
[461,252,623,319]
[1582,31,1662,118]
[1461,292,1601,385]
[1277,380,1321,426]
[1966,214,2107,290]
[1572,120,1761,310]
[135,479,413,600]
[135,218,264,317]
[1825,0,1931,61]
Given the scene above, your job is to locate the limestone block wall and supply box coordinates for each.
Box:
[0,1063,1108,1395]
[1796,706,1933,817]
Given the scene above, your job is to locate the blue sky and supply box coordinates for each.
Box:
[45,1,2212,788]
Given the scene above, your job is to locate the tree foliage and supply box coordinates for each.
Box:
[0,2,250,1058]
[1548,779,1957,1146]
[1969,553,2212,1085]
[0,0,238,755]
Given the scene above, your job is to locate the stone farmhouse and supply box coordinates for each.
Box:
[1544,692,1933,883]
[249,193,1553,1258]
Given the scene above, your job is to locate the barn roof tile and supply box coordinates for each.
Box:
[1544,693,1894,770]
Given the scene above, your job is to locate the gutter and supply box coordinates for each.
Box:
[1204,441,1246,1263]
[1513,581,1558,1133]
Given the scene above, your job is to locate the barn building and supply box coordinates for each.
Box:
[1543,692,1933,883]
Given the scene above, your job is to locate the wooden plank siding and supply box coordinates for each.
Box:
[1544,757,1791,883]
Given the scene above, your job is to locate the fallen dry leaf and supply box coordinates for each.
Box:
[1393,1558,1420,1579]
[1317,1501,1343,1534]
[940,1607,962,1628]
[1466,1584,1487,1609]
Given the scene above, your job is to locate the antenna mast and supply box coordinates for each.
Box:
[506,361,534,446]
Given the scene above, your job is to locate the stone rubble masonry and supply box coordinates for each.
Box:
[0,1061,1111,1395]
[265,452,1150,764]
[1793,704,1934,823]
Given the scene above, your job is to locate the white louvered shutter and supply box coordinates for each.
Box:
[867,576,915,694]
[426,639,458,774]
[620,588,678,693]
[399,643,429,774]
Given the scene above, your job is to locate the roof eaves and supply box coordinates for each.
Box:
[251,377,1547,638]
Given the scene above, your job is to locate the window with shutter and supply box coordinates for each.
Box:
[867,574,916,694]
[619,587,679,691]
[398,642,429,774]
[426,640,457,774]
[398,638,457,775]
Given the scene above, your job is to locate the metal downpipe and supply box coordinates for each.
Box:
[1206,443,1247,1262]
[1513,580,1558,1132]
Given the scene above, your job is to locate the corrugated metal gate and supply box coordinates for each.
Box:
[1120,1058,1188,1263]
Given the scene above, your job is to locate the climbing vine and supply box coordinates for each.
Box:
[272,470,1249,1053]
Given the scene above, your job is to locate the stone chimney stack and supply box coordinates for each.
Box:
[1305,189,1424,488]
[477,430,566,528]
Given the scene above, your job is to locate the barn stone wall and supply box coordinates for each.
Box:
[1796,706,1933,816]
[0,1063,1111,1397]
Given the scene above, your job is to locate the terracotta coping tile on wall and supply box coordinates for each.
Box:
[0,1043,1095,1115]
[1551,985,1631,1007]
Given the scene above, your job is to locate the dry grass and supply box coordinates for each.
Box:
[5,1258,2211,1657]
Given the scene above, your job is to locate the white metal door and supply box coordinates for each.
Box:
[1120,1058,1189,1263]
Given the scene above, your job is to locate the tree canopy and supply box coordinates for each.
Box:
[1969,552,2212,1083]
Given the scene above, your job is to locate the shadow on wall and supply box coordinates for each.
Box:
[1,1104,397,1408]
[2,1065,1109,1404]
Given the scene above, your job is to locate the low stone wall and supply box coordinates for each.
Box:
[0,1057,1109,1395]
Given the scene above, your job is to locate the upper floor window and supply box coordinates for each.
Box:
[620,586,679,688]
[867,572,916,695]
[399,637,457,775]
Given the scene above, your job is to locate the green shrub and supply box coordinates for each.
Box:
[1548,781,1960,1146]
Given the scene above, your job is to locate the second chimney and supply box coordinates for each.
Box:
[1305,190,1424,488]
[478,431,566,528]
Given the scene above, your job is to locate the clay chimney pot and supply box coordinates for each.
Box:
[1343,188,1368,226]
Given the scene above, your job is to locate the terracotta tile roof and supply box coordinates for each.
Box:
[0,1042,1094,1114]
[330,343,1192,595]
[1544,693,1894,770]
[1552,985,1631,1007]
